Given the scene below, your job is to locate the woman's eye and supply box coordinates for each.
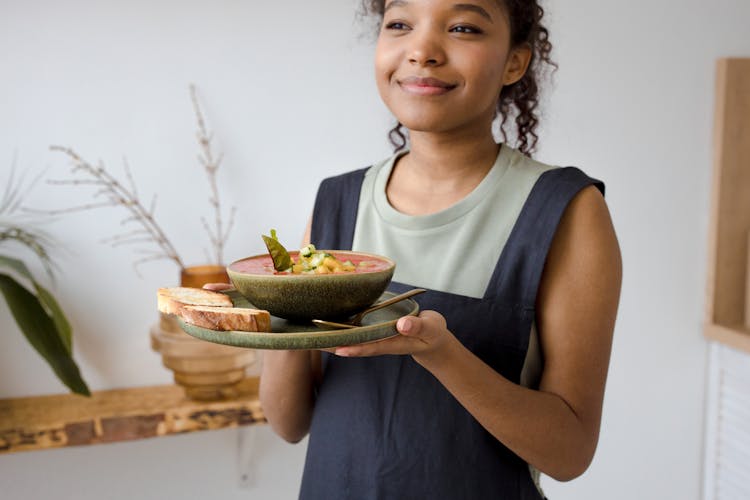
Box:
[450,25,482,34]
[384,21,410,31]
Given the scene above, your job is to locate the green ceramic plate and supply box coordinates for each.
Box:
[177,290,419,350]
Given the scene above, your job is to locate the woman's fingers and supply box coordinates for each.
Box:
[335,310,450,357]
[335,334,425,357]
[397,310,447,339]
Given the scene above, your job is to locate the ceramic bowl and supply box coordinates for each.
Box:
[226,250,395,321]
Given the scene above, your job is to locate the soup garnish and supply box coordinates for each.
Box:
[261,230,359,274]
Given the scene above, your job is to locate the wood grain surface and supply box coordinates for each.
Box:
[0,377,265,454]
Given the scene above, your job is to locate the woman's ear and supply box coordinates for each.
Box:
[502,44,532,86]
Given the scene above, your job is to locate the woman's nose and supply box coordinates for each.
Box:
[407,29,445,66]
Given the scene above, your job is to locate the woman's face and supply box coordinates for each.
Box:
[374,0,527,137]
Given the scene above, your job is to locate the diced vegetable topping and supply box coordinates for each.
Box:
[262,230,358,274]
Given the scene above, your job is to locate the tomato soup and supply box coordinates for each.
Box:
[229,251,393,275]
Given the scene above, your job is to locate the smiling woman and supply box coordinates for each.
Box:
[257,1,622,500]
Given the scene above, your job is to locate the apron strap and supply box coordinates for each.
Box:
[484,166,605,306]
[311,167,369,250]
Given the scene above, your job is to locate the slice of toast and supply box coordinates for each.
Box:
[180,305,272,332]
[157,286,233,316]
[157,286,271,332]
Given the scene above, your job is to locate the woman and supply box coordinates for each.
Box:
[259,1,621,498]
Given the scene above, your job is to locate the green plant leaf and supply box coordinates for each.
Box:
[0,254,34,282]
[35,284,73,354]
[0,254,72,353]
[0,273,90,396]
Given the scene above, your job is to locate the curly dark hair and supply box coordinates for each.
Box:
[361,0,556,157]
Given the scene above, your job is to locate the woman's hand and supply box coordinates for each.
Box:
[333,310,460,364]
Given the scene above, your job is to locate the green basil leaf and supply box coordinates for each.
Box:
[262,232,293,272]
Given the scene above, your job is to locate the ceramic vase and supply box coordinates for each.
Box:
[150,265,259,401]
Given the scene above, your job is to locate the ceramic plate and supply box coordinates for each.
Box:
[177,290,419,350]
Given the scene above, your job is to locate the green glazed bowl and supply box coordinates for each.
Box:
[226,250,395,321]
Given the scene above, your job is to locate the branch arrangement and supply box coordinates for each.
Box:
[47,146,186,274]
[190,84,236,265]
[46,85,237,274]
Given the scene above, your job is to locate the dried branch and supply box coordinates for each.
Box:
[190,84,236,265]
[27,201,120,215]
[42,85,238,275]
[47,146,185,273]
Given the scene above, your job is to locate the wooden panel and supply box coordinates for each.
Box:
[706,323,750,356]
[0,377,265,454]
[707,58,750,327]
[746,232,750,328]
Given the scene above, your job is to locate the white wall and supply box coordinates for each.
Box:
[1,1,748,499]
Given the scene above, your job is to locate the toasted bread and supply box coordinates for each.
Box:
[157,286,233,316]
[180,305,272,332]
[157,286,271,332]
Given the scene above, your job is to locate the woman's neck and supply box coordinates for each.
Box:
[386,130,499,216]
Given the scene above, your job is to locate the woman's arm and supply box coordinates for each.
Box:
[259,350,321,443]
[335,186,622,480]
[259,217,322,443]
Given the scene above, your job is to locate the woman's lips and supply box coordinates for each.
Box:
[398,76,456,96]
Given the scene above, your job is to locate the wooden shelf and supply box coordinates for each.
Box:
[0,377,265,455]
[705,323,750,355]
[704,58,750,347]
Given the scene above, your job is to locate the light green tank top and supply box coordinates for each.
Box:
[351,144,556,389]
[352,145,554,297]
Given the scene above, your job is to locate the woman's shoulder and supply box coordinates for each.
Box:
[502,146,605,197]
[505,145,557,176]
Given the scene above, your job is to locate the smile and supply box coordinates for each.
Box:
[398,76,457,96]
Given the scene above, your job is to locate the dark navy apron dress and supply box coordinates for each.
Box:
[300,165,604,500]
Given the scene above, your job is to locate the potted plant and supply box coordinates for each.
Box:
[0,164,90,396]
